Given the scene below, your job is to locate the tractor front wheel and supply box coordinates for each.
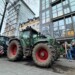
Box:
[7,40,23,61]
[32,43,52,67]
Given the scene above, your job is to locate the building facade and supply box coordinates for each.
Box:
[19,17,40,32]
[40,0,75,40]
[3,0,35,36]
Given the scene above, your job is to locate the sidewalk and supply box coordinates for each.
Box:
[56,58,75,69]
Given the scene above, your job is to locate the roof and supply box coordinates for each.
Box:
[7,0,35,15]
[20,17,39,25]
[22,26,39,34]
[22,26,46,38]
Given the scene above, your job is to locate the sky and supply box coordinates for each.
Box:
[24,0,40,17]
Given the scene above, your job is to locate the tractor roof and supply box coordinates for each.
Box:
[22,26,39,34]
[22,26,46,38]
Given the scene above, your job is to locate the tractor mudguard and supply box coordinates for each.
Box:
[33,41,47,49]
[9,38,20,44]
[9,38,26,47]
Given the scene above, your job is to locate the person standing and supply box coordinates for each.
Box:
[71,39,75,59]
[64,42,73,60]
[66,44,73,60]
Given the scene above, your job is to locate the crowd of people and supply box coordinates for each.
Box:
[60,39,75,61]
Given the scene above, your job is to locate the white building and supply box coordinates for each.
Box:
[19,17,40,32]
[3,0,35,36]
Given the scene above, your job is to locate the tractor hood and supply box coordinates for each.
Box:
[35,35,55,45]
[34,35,54,44]
[37,38,48,42]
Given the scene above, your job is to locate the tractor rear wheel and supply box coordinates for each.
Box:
[32,43,52,67]
[7,40,23,61]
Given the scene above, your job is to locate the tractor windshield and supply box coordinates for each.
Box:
[33,33,38,38]
[22,31,30,39]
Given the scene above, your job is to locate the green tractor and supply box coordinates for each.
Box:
[7,27,60,67]
[0,36,9,55]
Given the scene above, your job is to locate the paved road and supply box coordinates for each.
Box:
[0,57,74,75]
[56,58,75,68]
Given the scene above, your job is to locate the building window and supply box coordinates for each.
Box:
[53,21,59,38]
[73,16,75,22]
[70,0,75,12]
[42,12,45,24]
[52,6,57,18]
[71,6,75,12]
[52,6,56,14]
[65,17,72,25]
[51,0,55,2]
[66,30,74,37]
[59,20,65,37]
[60,30,65,37]
[42,10,50,24]
[54,31,60,38]
[57,3,63,16]
[53,19,66,38]
[46,10,50,22]
[53,21,58,31]
[72,16,75,29]
[57,3,62,8]
[52,6,57,10]
[42,0,45,10]
[58,10,63,16]
[63,0,68,5]
[52,3,63,18]
[59,20,65,29]
[53,13,57,18]
[42,26,49,35]
[46,0,49,8]
[65,17,74,36]
[64,8,70,14]
[42,0,49,10]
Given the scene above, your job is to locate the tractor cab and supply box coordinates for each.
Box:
[20,27,46,47]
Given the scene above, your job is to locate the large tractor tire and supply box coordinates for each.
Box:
[7,40,23,61]
[32,43,53,67]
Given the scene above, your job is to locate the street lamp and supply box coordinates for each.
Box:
[0,0,9,33]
